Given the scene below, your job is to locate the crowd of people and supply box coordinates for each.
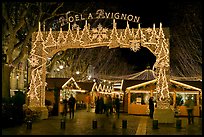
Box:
[94,94,121,118]
[62,94,121,119]
[62,93,195,123]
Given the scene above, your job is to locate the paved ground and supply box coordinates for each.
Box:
[2,109,202,135]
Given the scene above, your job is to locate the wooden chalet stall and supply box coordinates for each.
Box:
[123,78,202,117]
[46,78,70,115]
[125,79,157,115]
[60,77,95,112]
[121,69,156,114]
[91,82,113,106]
[111,80,124,112]
[91,80,124,111]
[169,80,202,117]
[76,81,95,109]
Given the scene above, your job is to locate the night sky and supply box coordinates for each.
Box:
[61,0,201,75]
[63,0,187,27]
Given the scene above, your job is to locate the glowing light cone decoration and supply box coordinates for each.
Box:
[153,23,170,109]
[28,20,170,110]
[28,22,47,107]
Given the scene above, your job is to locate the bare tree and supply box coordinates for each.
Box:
[2,2,65,98]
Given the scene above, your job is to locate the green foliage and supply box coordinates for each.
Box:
[176,94,184,106]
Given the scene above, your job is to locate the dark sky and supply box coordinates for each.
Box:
[61,0,202,75]
[62,0,197,26]
[63,0,201,26]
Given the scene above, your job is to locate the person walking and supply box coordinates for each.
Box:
[149,97,154,119]
[95,96,100,114]
[103,95,108,116]
[114,95,120,119]
[107,95,113,116]
[85,93,91,112]
[68,94,76,119]
[99,96,104,114]
[62,98,68,117]
[185,97,194,124]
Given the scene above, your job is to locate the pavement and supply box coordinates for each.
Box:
[2,109,202,135]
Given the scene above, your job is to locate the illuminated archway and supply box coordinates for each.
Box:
[28,19,170,119]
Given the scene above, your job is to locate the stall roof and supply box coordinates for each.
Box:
[175,80,202,90]
[77,82,95,92]
[123,79,202,92]
[122,80,150,91]
[170,80,202,91]
[126,79,157,90]
[46,77,95,92]
[62,77,80,89]
[46,78,69,89]
[91,82,113,93]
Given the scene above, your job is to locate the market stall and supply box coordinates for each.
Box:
[126,79,157,115]
[125,79,202,116]
[170,80,202,117]
[59,77,95,113]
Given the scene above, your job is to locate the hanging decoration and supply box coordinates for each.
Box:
[92,82,113,94]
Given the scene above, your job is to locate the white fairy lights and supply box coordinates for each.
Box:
[28,20,170,109]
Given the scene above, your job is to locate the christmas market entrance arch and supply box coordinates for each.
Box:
[28,19,171,120]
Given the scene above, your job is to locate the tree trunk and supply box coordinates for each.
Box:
[2,64,11,99]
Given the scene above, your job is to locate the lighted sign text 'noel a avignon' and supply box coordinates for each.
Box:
[59,9,140,26]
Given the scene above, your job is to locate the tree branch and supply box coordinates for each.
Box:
[10,45,28,71]
[14,39,24,50]
[2,3,13,32]
[43,3,64,22]
[7,2,66,71]
[11,23,38,69]
[13,9,27,33]
[51,3,64,16]
[47,50,66,72]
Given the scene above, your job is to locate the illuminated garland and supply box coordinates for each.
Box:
[92,82,113,93]
[28,22,48,107]
[108,19,120,48]
[28,20,170,109]
[62,77,80,89]
[153,23,170,109]
[122,21,134,46]
[80,20,92,46]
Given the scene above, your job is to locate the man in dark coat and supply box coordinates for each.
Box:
[149,97,154,119]
[114,95,120,119]
[63,99,68,117]
[68,94,76,119]
[99,96,104,114]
